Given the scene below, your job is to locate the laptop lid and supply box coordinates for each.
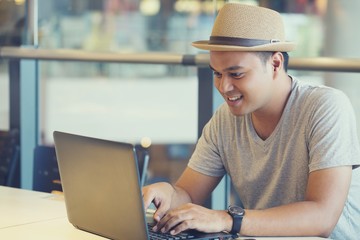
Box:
[54,131,235,240]
[53,131,149,240]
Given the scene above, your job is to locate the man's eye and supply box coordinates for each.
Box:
[213,71,222,78]
[230,72,244,78]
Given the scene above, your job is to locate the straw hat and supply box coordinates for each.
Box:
[192,3,296,52]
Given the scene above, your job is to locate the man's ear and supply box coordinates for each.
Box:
[271,52,283,72]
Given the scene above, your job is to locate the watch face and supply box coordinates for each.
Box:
[229,205,245,216]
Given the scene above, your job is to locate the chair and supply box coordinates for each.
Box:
[0,129,20,187]
[32,144,149,193]
[33,145,62,193]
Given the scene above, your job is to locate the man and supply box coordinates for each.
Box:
[142,3,360,239]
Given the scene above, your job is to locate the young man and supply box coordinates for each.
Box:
[142,3,360,239]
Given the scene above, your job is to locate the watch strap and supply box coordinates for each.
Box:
[230,213,242,234]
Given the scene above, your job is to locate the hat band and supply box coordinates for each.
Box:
[209,36,279,47]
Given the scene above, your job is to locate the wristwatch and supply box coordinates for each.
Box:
[227,205,245,234]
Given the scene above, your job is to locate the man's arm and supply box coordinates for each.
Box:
[175,167,223,204]
[241,166,352,237]
[150,166,352,237]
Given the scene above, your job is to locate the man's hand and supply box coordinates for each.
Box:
[153,203,232,235]
[142,168,224,234]
[142,182,177,221]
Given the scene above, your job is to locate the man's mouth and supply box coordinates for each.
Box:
[227,95,242,102]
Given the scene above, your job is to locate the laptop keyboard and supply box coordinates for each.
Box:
[148,223,195,240]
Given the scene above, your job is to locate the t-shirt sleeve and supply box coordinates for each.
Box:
[307,88,360,172]
[188,106,227,177]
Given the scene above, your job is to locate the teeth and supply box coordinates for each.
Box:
[228,96,241,101]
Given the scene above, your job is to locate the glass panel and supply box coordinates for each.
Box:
[37,0,215,54]
[36,1,219,140]
[36,0,218,184]
[38,60,198,184]
[39,61,198,145]
[0,0,25,131]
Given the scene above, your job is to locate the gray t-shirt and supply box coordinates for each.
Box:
[188,77,360,239]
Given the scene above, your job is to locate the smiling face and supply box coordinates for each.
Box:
[210,51,276,116]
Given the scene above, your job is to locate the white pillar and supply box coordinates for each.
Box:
[324,0,360,138]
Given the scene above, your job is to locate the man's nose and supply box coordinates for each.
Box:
[219,76,234,93]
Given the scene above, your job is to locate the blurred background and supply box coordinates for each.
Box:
[0,0,359,207]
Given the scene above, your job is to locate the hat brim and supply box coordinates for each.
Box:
[192,40,296,52]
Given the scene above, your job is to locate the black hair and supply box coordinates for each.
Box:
[281,52,289,72]
[254,52,289,72]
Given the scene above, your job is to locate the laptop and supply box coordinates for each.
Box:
[53,131,235,240]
